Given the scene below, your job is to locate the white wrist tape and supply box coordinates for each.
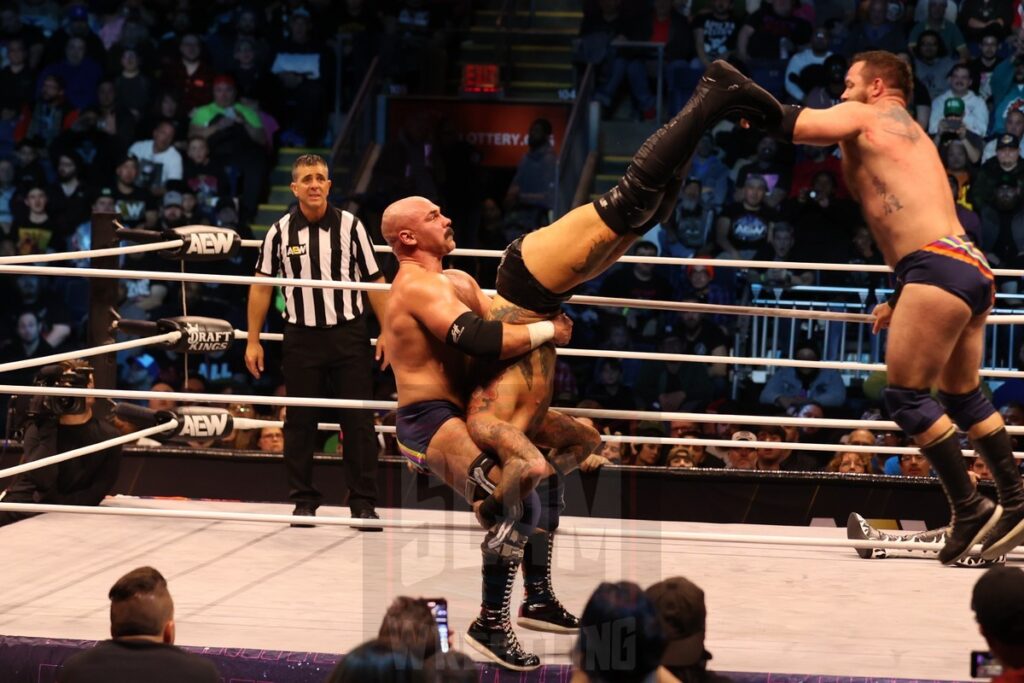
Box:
[526,320,555,349]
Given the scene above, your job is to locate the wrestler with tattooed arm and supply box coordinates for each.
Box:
[382,197,596,670]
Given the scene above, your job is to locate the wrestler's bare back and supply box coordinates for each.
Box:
[796,100,961,265]
[467,295,557,439]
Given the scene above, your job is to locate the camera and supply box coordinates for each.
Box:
[971,650,1002,678]
[32,364,93,416]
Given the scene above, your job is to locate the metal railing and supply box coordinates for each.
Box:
[743,283,1022,378]
[555,64,596,217]
[329,56,381,200]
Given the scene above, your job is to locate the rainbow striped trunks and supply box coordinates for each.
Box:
[395,399,463,474]
[892,235,995,316]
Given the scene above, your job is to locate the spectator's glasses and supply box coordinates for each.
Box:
[900,453,928,462]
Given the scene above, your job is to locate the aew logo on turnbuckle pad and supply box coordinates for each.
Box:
[177,408,234,439]
[184,321,233,352]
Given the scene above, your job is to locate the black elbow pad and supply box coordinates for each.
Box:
[446,312,503,358]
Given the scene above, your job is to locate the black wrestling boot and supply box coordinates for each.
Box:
[518,531,579,634]
[465,558,541,672]
[594,61,781,236]
[846,513,1002,567]
[921,429,1003,564]
[971,427,1024,559]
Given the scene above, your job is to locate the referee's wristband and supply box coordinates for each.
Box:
[527,321,555,349]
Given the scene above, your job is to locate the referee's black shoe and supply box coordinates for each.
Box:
[352,508,383,532]
[290,503,317,528]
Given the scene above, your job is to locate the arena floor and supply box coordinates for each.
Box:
[0,497,989,679]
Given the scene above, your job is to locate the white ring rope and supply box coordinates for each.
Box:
[229,417,1021,460]
[11,323,1022,381]
[8,384,1024,435]
[0,420,178,480]
[7,262,1024,325]
[0,240,183,265]
[367,244,1024,278]
[9,325,1023,382]
[232,238,1024,278]
[0,332,182,376]
[0,500,1011,555]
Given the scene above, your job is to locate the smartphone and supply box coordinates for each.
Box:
[971,650,1003,678]
[424,598,450,653]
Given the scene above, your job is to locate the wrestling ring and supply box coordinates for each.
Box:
[0,215,1015,681]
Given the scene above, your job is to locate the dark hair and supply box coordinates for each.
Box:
[947,63,971,80]
[326,640,425,683]
[377,597,441,660]
[575,581,666,683]
[913,30,948,58]
[853,51,913,99]
[632,240,657,254]
[423,651,478,683]
[292,153,328,179]
[108,566,174,638]
[530,117,553,137]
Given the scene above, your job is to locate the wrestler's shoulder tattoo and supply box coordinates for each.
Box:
[876,106,920,142]
[871,175,904,215]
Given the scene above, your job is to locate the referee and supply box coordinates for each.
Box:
[245,153,387,529]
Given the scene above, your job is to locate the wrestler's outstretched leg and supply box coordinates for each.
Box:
[514,61,780,297]
[936,311,1024,559]
[883,284,1001,564]
[846,512,1003,567]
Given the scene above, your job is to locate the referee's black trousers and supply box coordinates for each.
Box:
[282,319,378,511]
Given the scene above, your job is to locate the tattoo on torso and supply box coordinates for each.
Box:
[878,106,920,142]
[871,176,903,215]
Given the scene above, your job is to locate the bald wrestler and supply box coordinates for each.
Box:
[382,197,599,670]
[462,61,779,497]
[754,50,1024,564]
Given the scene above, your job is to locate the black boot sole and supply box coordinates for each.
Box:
[981,509,1024,560]
[942,505,1002,565]
[517,616,579,634]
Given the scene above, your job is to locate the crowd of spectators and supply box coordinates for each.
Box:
[6,0,1024,477]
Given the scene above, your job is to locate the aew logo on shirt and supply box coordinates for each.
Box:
[184,321,233,352]
[287,243,308,257]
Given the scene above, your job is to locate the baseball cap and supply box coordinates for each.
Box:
[972,566,1024,644]
[711,429,756,457]
[646,577,707,667]
[213,74,236,89]
[943,97,964,117]
[163,191,183,208]
[998,133,1021,150]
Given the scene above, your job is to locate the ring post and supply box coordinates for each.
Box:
[88,211,120,396]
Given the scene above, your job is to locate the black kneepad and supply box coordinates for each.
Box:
[937,387,995,432]
[883,386,945,436]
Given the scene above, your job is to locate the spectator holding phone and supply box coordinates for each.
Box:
[928,64,989,138]
[933,97,982,164]
[972,566,1024,680]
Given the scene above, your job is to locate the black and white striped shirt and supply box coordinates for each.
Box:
[255,203,381,327]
